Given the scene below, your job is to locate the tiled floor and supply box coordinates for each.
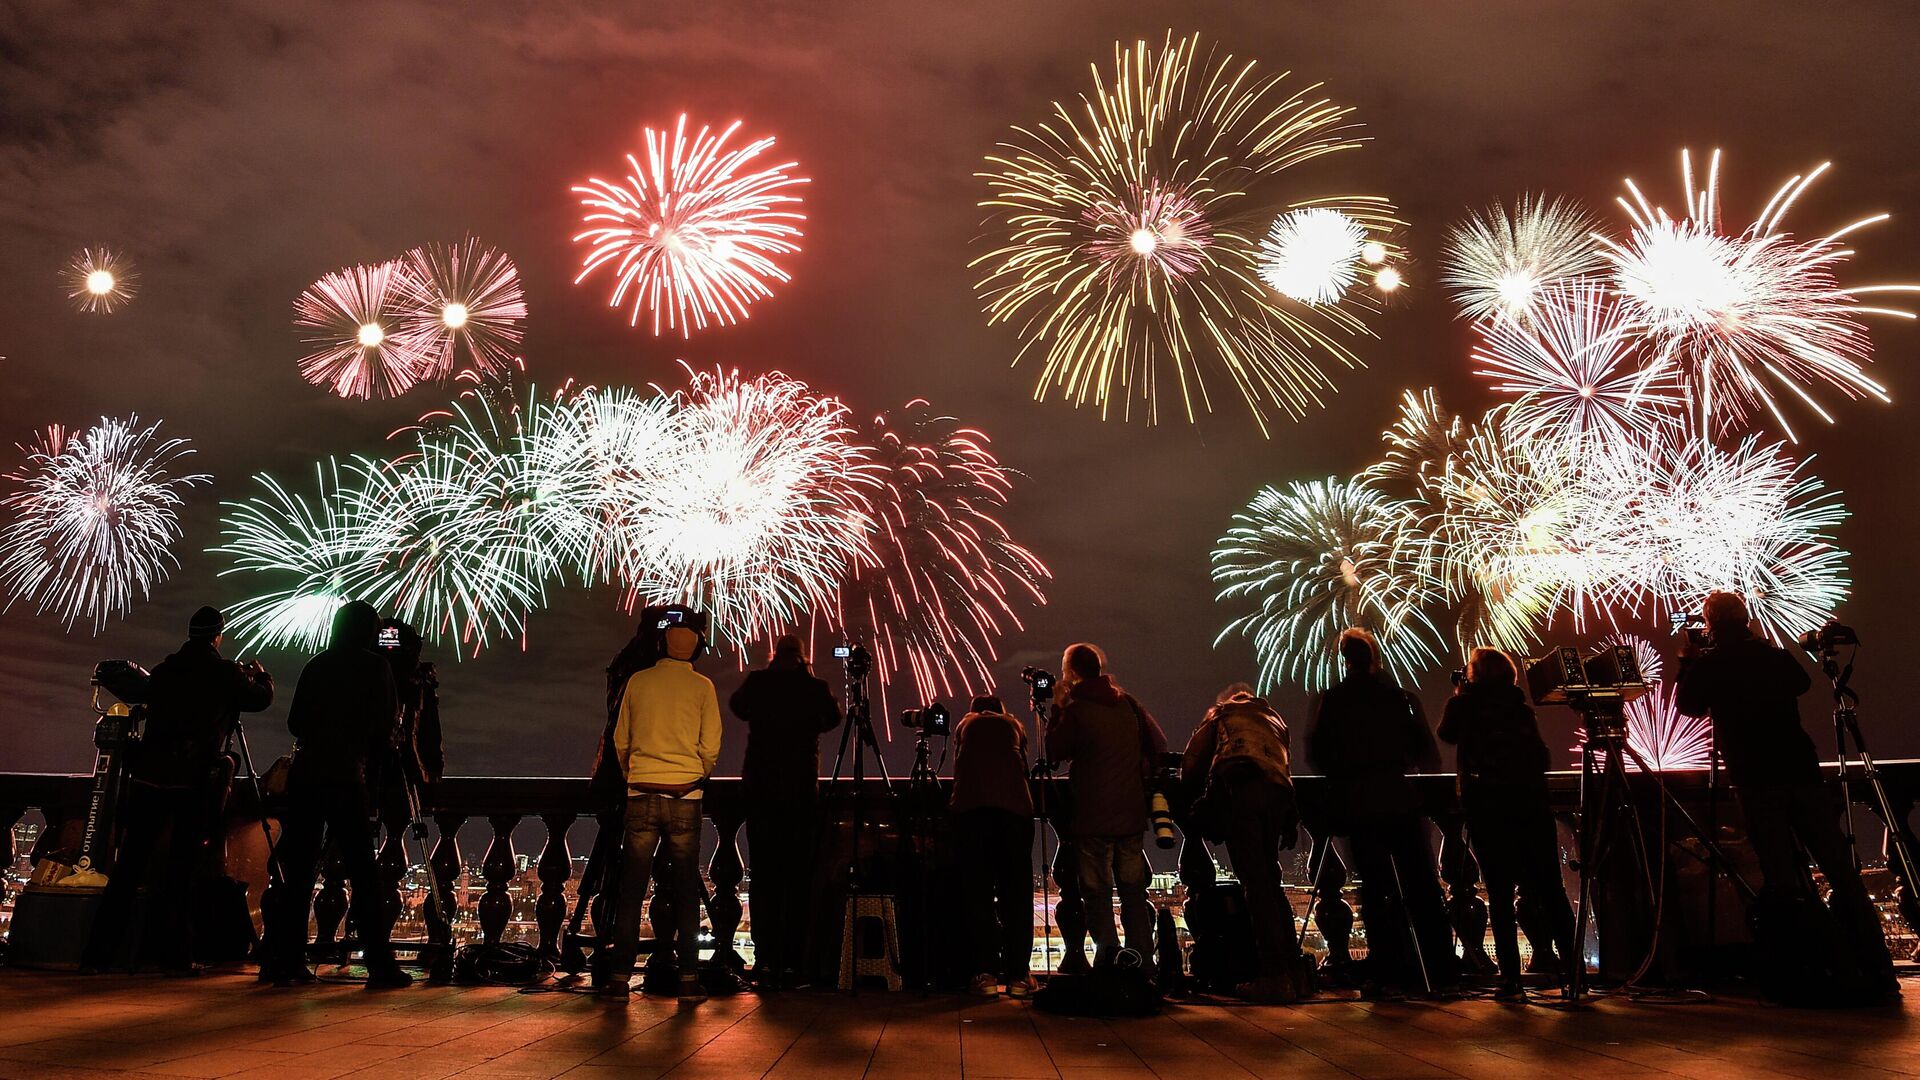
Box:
[0,969,1913,1079]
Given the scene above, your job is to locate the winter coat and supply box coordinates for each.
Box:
[1044,675,1167,837]
[951,710,1033,816]
[729,664,842,802]
[1436,682,1550,808]
[133,638,274,788]
[1181,690,1292,798]
[286,601,398,789]
[1675,631,1819,785]
[1308,671,1439,830]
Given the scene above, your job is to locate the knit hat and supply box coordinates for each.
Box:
[188,606,225,640]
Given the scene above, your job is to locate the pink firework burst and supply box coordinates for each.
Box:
[294,261,431,399]
[572,116,808,336]
[397,239,527,382]
[1571,682,1713,772]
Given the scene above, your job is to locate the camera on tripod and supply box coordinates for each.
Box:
[1798,619,1858,657]
[1020,666,1054,702]
[834,641,873,679]
[1669,610,1709,650]
[1525,643,1649,741]
[898,702,951,737]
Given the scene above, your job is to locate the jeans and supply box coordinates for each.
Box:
[956,808,1035,980]
[746,796,817,976]
[1076,832,1152,962]
[1740,780,1894,982]
[1465,790,1575,985]
[1218,771,1302,978]
[267,780,390,971]
[1346,813,1458,991]
[610,793,705,979]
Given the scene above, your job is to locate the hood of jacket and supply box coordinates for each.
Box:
[329,600,381,652]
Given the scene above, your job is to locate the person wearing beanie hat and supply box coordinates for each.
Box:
[83,605,274,975]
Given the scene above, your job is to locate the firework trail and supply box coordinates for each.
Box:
[1441,196,1605,323]
[1213,476,1442,692]
[398,239,528,382]
[67,247,139,314]
[972,32,1400,435]
[573,116,808,336]
[294,260,431,399]
[1600,149,1918,441]
[214,462,389,653]
[0,417,208,632]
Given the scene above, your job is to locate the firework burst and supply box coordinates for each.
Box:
[1600,149,1918,440]
[521,384,683,586]
[67,247,140,314]
[294,260,431,399]
[1213,476,1442,692]
[573,116,808,336]
[398,239,528,382]
[1441,196,1605,323]
[1258,202,1402,305]
[214,462,388,652]
[0,417,208,632]
[1572,682,1714,772]
[973,32,1398,435]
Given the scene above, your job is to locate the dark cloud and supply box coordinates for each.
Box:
[3,0,1919,777]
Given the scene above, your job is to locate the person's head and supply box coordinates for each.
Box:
[1467,647,1518,688]
[188,605,224,649]
[1063,642,1104,683]
[769,633,807,671]
[664,626,700,662]
[330,600,381,652]
[1338,627,1381,675]
[1702,590,1751,638]
[1216,681,1256,704]
[970,694,1004,715]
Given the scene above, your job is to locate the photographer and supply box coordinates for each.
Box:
[950,694,1036,997]
[84,606,273,975]
[1436,648,1575,1000]
[1044,643,1166,967]
[1182,682,1306,1002]
[1675,591,1896,1003]
[602,611,721,1005]
[1309,628,1457,998]
[261,600,407,989]
[728,633,841,990]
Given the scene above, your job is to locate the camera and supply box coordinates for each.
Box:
[91,660,151,706]
[1020,666,1055,698]
[1798,619,1858,657]
[1148,750,1184,850]
[377,625,403,650]
[1669,610,1709,650]
[835,641,872,679]
[898,702,951,737]
[1449,667,1467,688]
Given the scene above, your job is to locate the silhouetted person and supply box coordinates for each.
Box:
[84,606,272,974]
[261,600,407,989]
[1183,682,1305,1002]
[603,610,721,1005]
[1310,628,1457,997]
[951,694,1036,997]
[1676,590,1897,1003]
[728,633,840,989]
[1437,648,1576,1000]
[1045,643,1166,967]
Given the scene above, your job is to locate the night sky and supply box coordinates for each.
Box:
[3,1,1918,779]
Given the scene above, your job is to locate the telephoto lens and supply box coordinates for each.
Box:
[1149,790,1176,849]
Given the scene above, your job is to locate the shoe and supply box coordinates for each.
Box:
[678,975,709,1005]
[162,963,207,978]
[596,978,632,999]
[271,965,317,988]
[1234,975,1300,1004]
[1494,982,1527,1002]
[781,969,812,991]
[365,964,414,990]
[968,973,1000,996]
[1006,975,1038,999]
[1359,980,1406,1002]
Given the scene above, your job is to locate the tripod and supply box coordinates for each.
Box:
[1819,646,1920,928]
[827,656,896,893]
[1026,689,1058,977]
[228,717,282,889]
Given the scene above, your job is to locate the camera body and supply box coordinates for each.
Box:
[1020,666,1055,702]
[1798,619,1859,657]
[1449,667,1467,689]
[1669,610,1710,651]
[898,702,951,737]
[834,641,872,679]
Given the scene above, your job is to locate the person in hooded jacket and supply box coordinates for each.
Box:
[1309,628,1457,997]
[951,694,1036,997]
[1183,682,1305,1002]
[728,634,841,989]
[1437,648,1576,1000]
[1044,643,1166,966]
[84,606,273,974]
[261,600,407,989]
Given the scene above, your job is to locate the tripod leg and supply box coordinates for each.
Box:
[1618,742,1756,902]
[1836,710,1863,873]
[1570,742,1616,1000]
[233,724,282,886]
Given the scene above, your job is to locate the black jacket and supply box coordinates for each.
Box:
[286,601,398,788]
[133,638,274,788]
[729,664,841,801]
[1309,671,1439,828]
[1436,682,1550,807]
[1675,631,1819,785]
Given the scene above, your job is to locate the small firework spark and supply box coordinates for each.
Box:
[398,239,528,382]
[573,115,808,336]
[294,260,431,399]
[1441,196,1605,323]
[0,417,208,632]
[1212,476,1442,691]
[972,32,1396,435]
[1600,149,1918,441]
[67,247,140,314]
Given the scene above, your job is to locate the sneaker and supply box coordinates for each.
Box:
[365,964,414,990]
[596,978,632,999]
[1234,975,1300,1004]
[968,973,1000,996]
[678,975,709,1005]
[1494,981,1527,1002]
[270,965,317,988]
[1006,975,1038,999]
[1359,980,1406,1002]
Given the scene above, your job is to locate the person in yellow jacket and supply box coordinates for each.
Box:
[601,608,721,1005]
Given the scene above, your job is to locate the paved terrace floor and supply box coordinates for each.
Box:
[0,970,1915,1080]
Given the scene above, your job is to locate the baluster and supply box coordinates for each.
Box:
[1437,813,1496,974]
[1308,833,1354,972]
[705,806,746,973]
[479,814,520,946]
[426,812,464,981]
[374,820,407,950]
[536,811,576,959]
[1877,787,1920,933]
[0,805,22,906]
[312,842,348,962]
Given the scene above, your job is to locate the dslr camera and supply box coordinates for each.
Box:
[833,641,873,679]
[1020,666,1055,700]
[898,702,951,737]
[1670,610,1709,650]
[1798,619,1858,657]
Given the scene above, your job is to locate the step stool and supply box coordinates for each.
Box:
[838,893,903,991]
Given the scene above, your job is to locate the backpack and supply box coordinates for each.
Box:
[1183,882,1261,992]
